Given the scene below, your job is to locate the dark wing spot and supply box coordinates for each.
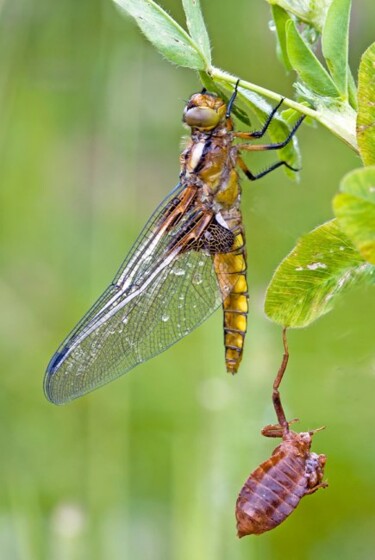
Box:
[199,220,235,254]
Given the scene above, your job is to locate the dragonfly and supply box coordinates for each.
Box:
[45,81,304,404]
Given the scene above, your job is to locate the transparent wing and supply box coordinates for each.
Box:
[45,184,236,404]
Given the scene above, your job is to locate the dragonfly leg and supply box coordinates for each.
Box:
[233,98,285,139]
[234,114,305,147]
[225,79,240,118]
[237,156,299,181]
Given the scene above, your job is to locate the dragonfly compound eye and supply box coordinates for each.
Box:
[183,106,223,130]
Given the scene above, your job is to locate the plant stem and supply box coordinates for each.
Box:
[210,66,318,119]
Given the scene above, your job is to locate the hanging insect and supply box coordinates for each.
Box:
[45,82,304,404]
[236,329,328,536]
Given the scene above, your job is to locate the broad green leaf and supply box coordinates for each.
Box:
[322,0,351,99]
[113,0,207,70]
[265,0,332,32]
[265,219,375,327]
[333,167,375,264]
[182,0,211,66]
[270,5,292,71]
[357,42,375,165]
[286,20,340,98]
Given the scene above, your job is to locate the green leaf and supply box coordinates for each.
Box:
[270,5,292,71]
[265,219,375,327]
[113,0,207,70]
[265,0,332,32]
[347,70,358,110]
[303,92,357,150]
[357,42,375,165]
[182,0,211,66]
[322,0,351,99]
[333,167,375,264]
[286,20,340,98]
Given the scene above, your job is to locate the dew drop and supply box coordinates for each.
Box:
[306,262,327,271]
[192,273,203,285]
[268,19,276,32]
[173,268,185,276]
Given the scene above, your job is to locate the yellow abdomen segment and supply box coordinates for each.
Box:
[214,230,248,374]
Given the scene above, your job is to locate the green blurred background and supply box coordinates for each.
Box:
[1,0,374,558]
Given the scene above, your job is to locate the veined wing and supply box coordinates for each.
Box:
[44,183,238,404]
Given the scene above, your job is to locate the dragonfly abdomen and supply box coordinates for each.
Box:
[223,295,248,373]
[214,228,248,374]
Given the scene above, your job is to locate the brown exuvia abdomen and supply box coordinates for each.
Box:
[236,428,327,537]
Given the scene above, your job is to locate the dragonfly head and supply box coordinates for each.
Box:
[183,92,227,131]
